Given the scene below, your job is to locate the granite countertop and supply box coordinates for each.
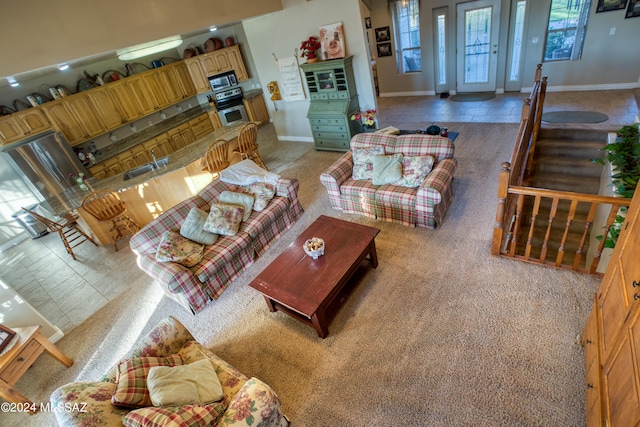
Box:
[93,105,212,163]
[43,121,254,216]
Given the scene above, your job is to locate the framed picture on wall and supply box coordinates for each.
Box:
[375,26,391,43]
[319,22,346,60]
[626,0,640,17]
[365,17,371,29]
[377,42,392,57]
[0,324,16,353]
[596,0,627,12]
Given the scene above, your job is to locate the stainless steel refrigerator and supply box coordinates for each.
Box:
[0,131,89,210]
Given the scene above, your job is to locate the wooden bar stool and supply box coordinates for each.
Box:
[201,139,230,177]
[233,122,267,170]
[81,190,140,251]
[21,208,97,260]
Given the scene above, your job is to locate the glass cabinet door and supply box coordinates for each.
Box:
[316,71,335,90]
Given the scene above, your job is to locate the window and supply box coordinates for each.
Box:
[543,0,590,62]
[391,0,421,73]
[435,13,447,85]
[508,1,527,81]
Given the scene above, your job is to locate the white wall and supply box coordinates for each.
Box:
[242,0,377,141]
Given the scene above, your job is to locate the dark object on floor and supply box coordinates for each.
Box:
[541,111,609,123]
[440,92,449,99]
[426,125,441,135]
[449,92,496,102]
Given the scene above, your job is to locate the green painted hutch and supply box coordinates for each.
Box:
[301,56,360,151]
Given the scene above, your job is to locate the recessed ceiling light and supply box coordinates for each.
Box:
[209,26,217,32]
[7,76,19,87]
[57,63,69,71]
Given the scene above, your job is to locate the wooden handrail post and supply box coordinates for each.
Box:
[534,63,542,83]
[492,162,511,255]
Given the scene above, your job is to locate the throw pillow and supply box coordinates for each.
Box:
[397,155,435,188]
[203,203,244,236]
[156,231,204,267]
[112,355,183,408]
[219,159,280,186]
[122,402,227,427]
[352,145,385,180]
[372,153,404,185]
[241,182,276,212]
[180,207,219,246]
[219,191,254,222]
[147,359,224,406]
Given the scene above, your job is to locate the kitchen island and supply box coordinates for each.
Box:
[44,121,258,246]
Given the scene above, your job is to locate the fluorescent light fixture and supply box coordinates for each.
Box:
[209,26,217,32]
[7,76,19,87]
[117,36,183,61]
[57,63,69,71]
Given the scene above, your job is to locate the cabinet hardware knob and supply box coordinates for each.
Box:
[633,280,639,288]
[586,339,592,344]
[18,357,24,362]
[587,383,593,389]
[635,294,639,301]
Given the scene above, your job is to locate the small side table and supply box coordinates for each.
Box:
[0,326,73,414]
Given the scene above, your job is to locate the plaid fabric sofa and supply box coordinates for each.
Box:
[320,132,457,228]
[130,178,303,313]
[50,316,289,427]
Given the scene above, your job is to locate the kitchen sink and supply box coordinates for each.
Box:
[123,156,169,180]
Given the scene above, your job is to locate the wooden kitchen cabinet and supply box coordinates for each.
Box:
[86,86,126,131]
[40,100,86,146]
[143,71,171,109]
[244,94,269,125]
[118,144,151,170]
[185,45,249,94]
[105,79,142,122]
[185,60,210,93]
[208,110,223,130]
[127,75,158,116]
[168,123,195,150]
[89,156,124,179]
[143,133,174,158]
[226,45,248,81]
[188,113,213,139]
[582,189,640,426]
[66,94,106,139]
[170,62,197,99]
[0,108,51,145]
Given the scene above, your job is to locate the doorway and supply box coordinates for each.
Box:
[456,0,501,93]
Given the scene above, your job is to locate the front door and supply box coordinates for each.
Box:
[456,0,501,93]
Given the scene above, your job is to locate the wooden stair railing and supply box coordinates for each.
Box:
[493,162,631,275]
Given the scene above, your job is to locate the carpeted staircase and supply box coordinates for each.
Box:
[517,128,608,267]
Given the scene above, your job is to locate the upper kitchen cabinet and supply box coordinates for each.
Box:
[185,45,249,93]
[170,62,196,99]
[40,100,86,146]
[65,94,105,140]
[85,86,126,131]
[104,80,142,122]
[0,109,52,146]
[126,75,159,116]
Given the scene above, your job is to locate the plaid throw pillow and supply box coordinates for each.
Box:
[122,403,227,427]
[112,355,183,408]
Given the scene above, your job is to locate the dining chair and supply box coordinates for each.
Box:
[22,208,97,260]
[201,139,230,177]
[81,190,140,251]
[233,122,267,170]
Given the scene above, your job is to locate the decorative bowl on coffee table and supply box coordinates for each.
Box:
[303,237,325,260]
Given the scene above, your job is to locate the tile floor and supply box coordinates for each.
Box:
[0,89,637,334]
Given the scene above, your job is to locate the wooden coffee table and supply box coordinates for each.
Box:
[249,215,380,338]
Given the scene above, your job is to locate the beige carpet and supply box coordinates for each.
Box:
[4,123,601,427]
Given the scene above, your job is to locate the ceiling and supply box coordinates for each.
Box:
[3,25,229,88]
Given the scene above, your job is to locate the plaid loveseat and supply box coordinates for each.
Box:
[130,178,303,313]
[320,132,456,228]
[50,316,289,427]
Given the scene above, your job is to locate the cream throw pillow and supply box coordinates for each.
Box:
[147,359,223,407]
[372,154,403,185]
[219,191,254,222]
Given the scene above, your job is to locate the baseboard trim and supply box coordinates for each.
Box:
[521,82,640,93]
[379,90,435,97]
[278,136,314,143]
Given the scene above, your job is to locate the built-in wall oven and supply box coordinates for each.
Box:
[214,87,248,126]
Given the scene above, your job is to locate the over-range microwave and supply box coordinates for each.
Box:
[208,70,238,92]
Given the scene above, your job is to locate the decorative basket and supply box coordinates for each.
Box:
[303,237,325,260]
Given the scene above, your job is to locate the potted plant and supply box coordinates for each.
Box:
[350,109,377,131]
[300,36,321,63]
